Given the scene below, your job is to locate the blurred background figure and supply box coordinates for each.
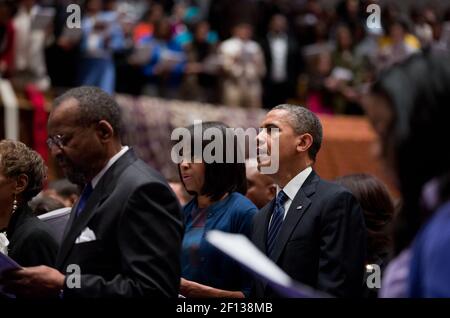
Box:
[260,14,302,109]
[29,178,79,215]
[114,1,164,96]
[376,17,420,72]
[0,140,58,267]
[433,8,450,53]
[12,0,52,91]
[28,178,77,243]
[78,0,125,94]
[139,18,187,99]
[336,173,395,298]
[181,20,220,103]
[325,23,364,115]
[44,0,83,93]
[219,23,265,108]
[29,193,65,216]
[177,121,257,298]
[132,1,164,44]
[245,158,275,209]
[411,6,435,47]
[44,178,80,207]
[304,50,335,114]
[364,51,450,297]
[0,0,15,79]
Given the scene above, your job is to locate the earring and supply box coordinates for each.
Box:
[12,194,17,214]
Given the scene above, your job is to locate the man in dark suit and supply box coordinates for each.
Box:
[2,86,183,298]
[252,104,366,297]
[260,15,302,108]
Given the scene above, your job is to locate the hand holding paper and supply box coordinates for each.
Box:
[0,252,21,297]
[0,265,65,298]
[0,252,21,276]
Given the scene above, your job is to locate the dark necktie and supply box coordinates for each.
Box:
[267,190,288,257]
[75,183,93,217]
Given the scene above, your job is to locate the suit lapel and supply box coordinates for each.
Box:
[56,149,138,269]
[59,204,77,244]
[56,186,109,268]
[269,171,319,263]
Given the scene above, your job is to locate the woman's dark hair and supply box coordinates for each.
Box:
[177,121,247,201]
[370,50,450,254]
[336,174,394,263]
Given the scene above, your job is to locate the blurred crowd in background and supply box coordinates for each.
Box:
[1,0,450,113]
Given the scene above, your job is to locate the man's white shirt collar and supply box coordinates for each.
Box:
[91,146,129,188]
[277,166,312,200]
[272,166,312,220]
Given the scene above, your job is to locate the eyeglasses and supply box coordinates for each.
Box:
[47,123,99,149]
[46,134,67,149]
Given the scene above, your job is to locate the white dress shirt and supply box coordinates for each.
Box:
[91,146,129,188]
[268,33,288,82]
[276,166,313,220]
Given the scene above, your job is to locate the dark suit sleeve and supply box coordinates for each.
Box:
[64,182,183,298]
[317,191,366,297]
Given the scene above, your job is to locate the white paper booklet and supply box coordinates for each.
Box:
[206,230,331,298]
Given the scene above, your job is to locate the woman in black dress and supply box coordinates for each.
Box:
[0,140,58,267]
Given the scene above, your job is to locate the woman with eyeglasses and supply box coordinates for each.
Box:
[0,140,59,269]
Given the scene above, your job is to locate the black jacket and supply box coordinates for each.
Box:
[251,171,366,298]
[6,205,59,267]
[56,149,183,298]
[260,34,302,94]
